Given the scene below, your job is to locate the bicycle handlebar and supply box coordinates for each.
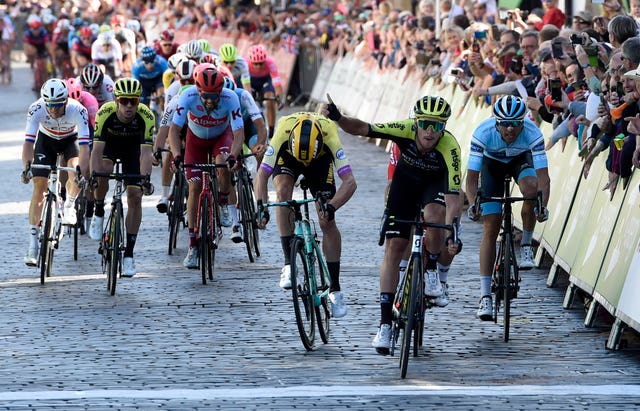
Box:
[378,215,459,247]
[30,164,79,173]
[474,190,544,217]
[183,163,229,170]
[91,171,150,181]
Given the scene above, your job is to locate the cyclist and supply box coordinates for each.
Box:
[110,14,137,77]
[178,40,204,63]
[254,112,357,318]
[79,63,115,107]
[247,44,283,139]
[168,63,245,269]
[132,46,168,111]
[466,95,550,321]
[323,95,463,354]
[91,30,123,79]
[219,43,251,92]
[154,59,196,212]
[21,78,91,266]
[153,29,179,61]
[23,16,52,90]
[222,76,267,242]
[70,26,94,74]
[89,78,155,277]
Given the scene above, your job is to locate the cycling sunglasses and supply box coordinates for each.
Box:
[497,120,523,128]
[45,101,65,108]
[417,118,446,132]
[118,97,140,106]
[200,92,220,101]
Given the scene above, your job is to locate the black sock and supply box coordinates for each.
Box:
[426,252,440,270]
[94,200,105,218]
[85,200,94,218]
[327,261,340,292]
[281,235,293,265]
[380,292,395,325]
[268,127,275,139]
[124,233,137,258]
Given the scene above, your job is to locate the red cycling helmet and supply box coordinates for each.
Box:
[248,45,267,64]
[65,77,83,100]
[160,29,174,42]
[193,63,224,93]
[28,19,43,30]
[110,14,126,27]
[79,26,93,38]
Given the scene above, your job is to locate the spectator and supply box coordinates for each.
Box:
[528,0,566,31]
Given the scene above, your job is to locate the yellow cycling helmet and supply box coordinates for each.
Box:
[114,77,142,97]
[289,114,324,164]
[219,43,238,63]
[412,96,451,121]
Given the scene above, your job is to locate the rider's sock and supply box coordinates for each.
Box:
[86,200,94,218]
[281,235,293,265]
[162,185,170,198]
[229,205,239,226]
[94,200,105,218]
[480,276,491,296]
[268,127,275,139]
[188,228,197,248]
[327,261,340,292]
[124,233,137,258]
[64,195,77,208]
[521,230,533,246]
[29,225,39,247]
[437,263,450,283]
[380,292,395,325]
[426,252,439,271]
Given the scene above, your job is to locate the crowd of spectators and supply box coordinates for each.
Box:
[2,0,640,197]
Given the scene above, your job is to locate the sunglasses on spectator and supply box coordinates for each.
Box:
[118,97,140,106]
[45,101,66,108]
[200,92,220,101]
[417,119,445,132]
[497,120,523,128]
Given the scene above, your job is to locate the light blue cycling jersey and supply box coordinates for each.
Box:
[468,117,548,172]
[234,88,262,122]
[172,85,243,139]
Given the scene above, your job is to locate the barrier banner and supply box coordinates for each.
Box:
[593,170,640,314]
[356,67,385,123]
[309,58,334,103]
[374,69,404,124]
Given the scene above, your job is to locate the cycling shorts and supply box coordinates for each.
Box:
[32,132,79,178]
[184,126,233,181]
[101,141,144,187]
[272,151,336,200]
[480,152,536,216]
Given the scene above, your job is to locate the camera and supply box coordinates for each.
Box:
[509,56,524,74]
[430,58,441,66]
[570,34,585,45]
[583,44,598,56]
[473,31,487,39]
[415,40,425,51]
[548,78,562,101]
[451,67,464,76]
[499,10,511,20]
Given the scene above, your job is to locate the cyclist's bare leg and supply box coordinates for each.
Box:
[92,159,112,205]
[272,173,295,236]
[422,202,446,255]
[161,151,173,187]
[264,90,276,135]
[125,186,143,234]
[187,179,203,229]
[215,153,231,195]
[29,177,48,225]
[318,216,340,261]
[380,237,408,293]
[518,175,538,233]
[64,156,81,199]
[480,214,501,276]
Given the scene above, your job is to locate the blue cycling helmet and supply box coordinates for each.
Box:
[141,46,156,63]
[493,95,526,121]
[223,76,236,90]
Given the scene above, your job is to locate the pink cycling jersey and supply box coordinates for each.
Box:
[172,85,244,140]
[247,55,281,88]
[77,90,99,127]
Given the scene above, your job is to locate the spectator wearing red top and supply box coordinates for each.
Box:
[527,0,566,30]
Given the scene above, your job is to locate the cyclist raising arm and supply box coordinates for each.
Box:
[465,96,550,321]
[254,112,357,318]
[89,78,155,277]
[323,95,462,355]
[21,79,90,266]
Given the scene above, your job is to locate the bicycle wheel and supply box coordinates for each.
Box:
[492,240,504,324]
[290,237,315,350]
[107,206,122,296]
[73,191,87,260]
[503,234,513,342]
[168,173,185,255]
[39,196,54,285]
[313,245,331,344]
[199,195,211,285]
[245,176,261,257]
[413,261,425,356]
[400,260,420,378]
[237,177,255,262]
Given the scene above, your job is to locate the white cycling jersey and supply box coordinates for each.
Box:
[25,98,91,145]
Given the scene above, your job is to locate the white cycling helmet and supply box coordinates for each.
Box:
[125,19,141,32]
[41,78,69,102]
[167,52,187,72]
[176,59,197,80]
[89,23,100,36]
[98,31,114,45]
[183,40,203,60]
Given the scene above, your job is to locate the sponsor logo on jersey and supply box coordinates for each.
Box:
[336,148,346,160]
[265,146,275,157]
[189,112,228,127]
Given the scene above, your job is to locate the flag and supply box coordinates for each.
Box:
[281,33,299,55]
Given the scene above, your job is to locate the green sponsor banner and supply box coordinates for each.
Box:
[594,170,640,311]
[499,0,521,9]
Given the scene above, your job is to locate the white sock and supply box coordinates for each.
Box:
[162,185,170,198]
[64,195,76,208]
[521,230,533,246]
[29,225,39,247]
[437,262,449,283]
[480,276,491,297]
[229,204,239,226]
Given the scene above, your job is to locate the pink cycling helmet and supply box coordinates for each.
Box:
[65,77,82,100]
[248,45,267,64]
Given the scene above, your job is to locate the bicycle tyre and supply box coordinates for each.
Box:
[209,179,221,282]
[236,175,254,262]
[290,237,315,350]
[492,240,504,324]
[400,259,420,378]
[503,234,513,342]
[313,244,330,344]
[413,259,425,356]
[246,177,260,257]
[107,206,121,296]
[168,172,185,255]
[39,196,54,285]
[200,195,211,285]
[73,191,86,260]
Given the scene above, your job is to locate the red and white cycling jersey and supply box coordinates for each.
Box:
[25,98,90,145]
[172,85,244,140]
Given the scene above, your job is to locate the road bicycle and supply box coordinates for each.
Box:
[67,179,87,261]
[261,180,331,351]
[233,152,261,262]
[159,148,188,256]
[475,175,542,342]
[92,161,150,295]
[379,211,458,378]
[29,160,80,284]
[184,162,227,285]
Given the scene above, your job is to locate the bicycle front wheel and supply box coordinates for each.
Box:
[107,206,122,296]
[503,234,514,342]
[400,259,420,379]
[168,172,185,255]
[39,196,54,285]
[237,176,255,263]
[313,244,330,344]
[290,237,315,350]
[199,195,211,285]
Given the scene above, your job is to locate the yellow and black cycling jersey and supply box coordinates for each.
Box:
[368,119,461,194]
[261,112,353,177]
[94,101,155,146]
